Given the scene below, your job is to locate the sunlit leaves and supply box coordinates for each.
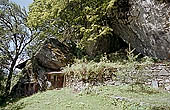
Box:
[28,0,118,47]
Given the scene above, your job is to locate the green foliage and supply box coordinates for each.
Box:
[11,72,23,91]
[63,48,154,88]
[28,0,118,48]
[0,1,28,62]
[0,70,6,104]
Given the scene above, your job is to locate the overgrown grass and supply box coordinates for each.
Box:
[63,57,121,83]
[63,53,154,88]
[1,85,170,110]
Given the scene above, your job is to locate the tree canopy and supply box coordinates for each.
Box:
[28,0,118,48]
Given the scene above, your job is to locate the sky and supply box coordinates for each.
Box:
[10,0,33,10]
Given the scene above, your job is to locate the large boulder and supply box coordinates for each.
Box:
[33,38,72,71]
[32,38,72,91]
[112,0,170,60]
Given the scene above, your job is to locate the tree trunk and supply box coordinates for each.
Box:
[5,56,18,97]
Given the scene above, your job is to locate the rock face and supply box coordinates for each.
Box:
[32,38,72,91]
[113,0,170,60]
[33,38,72,71]
[11,38,72,97]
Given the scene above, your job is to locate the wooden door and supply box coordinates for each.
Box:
[56,75,64,88]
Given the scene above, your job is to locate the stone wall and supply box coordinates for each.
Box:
[64,63,170,92]
[145,63,170,91]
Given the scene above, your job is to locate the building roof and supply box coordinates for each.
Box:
[45,71,64,75]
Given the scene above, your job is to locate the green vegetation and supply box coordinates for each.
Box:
[63,55,120,84]
[28,0,120,48]
[1,85,170,110]
[63,49,154,90]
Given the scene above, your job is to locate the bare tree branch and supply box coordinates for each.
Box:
[0,2,39,96]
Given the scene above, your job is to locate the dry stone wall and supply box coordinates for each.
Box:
[145,63,170,91]
[65,63,170,92]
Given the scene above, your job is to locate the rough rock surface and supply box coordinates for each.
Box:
[32,38,72,91]
[113,0,170,60]
[33,38,72,70]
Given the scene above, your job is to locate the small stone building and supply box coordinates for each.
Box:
[45,71,66,89]
[11,38,73,97]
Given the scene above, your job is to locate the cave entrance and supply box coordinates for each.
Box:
[86,34,128,57]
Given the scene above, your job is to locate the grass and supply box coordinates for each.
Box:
[1,85,170,110]
[92,85,170,108]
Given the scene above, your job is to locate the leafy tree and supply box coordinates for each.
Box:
[28,0,118,49]
[0,2,38,96]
